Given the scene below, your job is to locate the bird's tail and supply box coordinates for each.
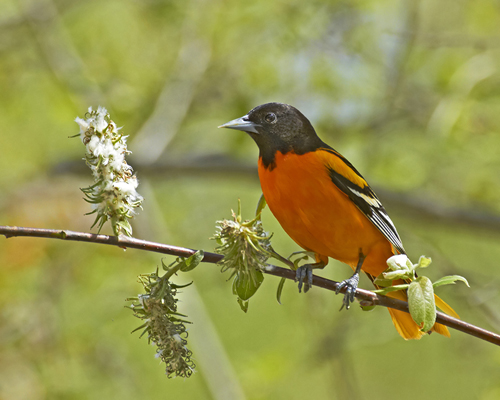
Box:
[385,289,459,340]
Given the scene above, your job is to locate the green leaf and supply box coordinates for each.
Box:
[180,250,204,272]
[408,276,436,332]
[360,304,376,312]
[255,194,267,219]
[237,298,249,313]
[130,322,148,334]
[372,276,394,287]
[433,275,470,288]
[171,281,194,289]
[372,284,410,295]
[383,270,412,281]
[232,270,264,301]
[415,256,432,270]
[161,258,170,271]
[276,277,286,305]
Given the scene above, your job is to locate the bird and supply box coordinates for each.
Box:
[219,102,458,339]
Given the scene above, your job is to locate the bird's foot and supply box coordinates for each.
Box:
[335,273,360,310]
[295,265,313,293]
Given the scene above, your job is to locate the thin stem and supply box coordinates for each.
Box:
[1,224,499,346]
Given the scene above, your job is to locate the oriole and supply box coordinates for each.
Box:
[220,102,458,340]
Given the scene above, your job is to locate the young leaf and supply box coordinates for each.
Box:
[408,276,436,332]
[372,276,394,287]
[433,275,470,288]
[255,194,267,218]
[276,277,286,305]
[232,270,264,301]
[383,270,412,281]
[180,250,204,272]
[237,298,249,313]
[372,284,410,295]
[415,255,432,269]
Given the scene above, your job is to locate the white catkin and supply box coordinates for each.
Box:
[75,106,143,236]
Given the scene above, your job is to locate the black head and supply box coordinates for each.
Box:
[219,102,326,168]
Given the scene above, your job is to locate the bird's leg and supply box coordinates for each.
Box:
[336,249,366,310]
[295,260,326,293]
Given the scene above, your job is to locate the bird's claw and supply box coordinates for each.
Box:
[295,265,313,293]
[335,273,360,310]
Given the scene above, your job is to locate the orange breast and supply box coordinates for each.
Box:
[258,150,394,276]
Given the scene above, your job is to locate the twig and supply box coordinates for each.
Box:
[1,225,499,346]
[0,225,223,263]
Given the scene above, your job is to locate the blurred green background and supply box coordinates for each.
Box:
[1,0,500,398]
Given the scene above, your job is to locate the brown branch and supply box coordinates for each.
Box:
[1,225,499,346]
[0,225,223,263]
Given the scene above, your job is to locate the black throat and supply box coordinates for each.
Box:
[256,134,327,170]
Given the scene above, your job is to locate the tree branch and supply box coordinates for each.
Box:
[1,225,499,346]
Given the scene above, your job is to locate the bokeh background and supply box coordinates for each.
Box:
[1,0,500,398]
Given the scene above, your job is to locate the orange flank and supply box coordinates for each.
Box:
[258,150,393,277]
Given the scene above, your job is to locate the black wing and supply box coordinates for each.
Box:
[322,148,406,255]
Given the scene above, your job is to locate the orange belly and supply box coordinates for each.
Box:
[258,151,394,277]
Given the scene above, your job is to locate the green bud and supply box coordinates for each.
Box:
[213,201,271,310]
[415,256,432,270]
[386,254,412,272]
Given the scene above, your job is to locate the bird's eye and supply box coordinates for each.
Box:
[264,113,277,124]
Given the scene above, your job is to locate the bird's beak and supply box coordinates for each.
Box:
[218,115,259,134]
